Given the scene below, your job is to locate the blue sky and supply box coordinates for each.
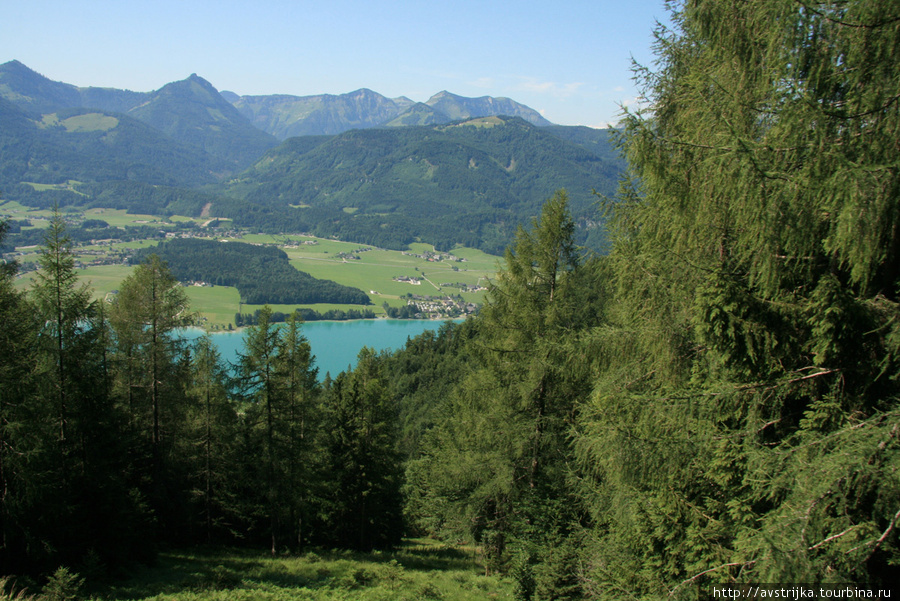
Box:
[1,0,671,128]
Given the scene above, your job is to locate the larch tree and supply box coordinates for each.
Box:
[109,253,193,535]
[0,219,38,572]
[574,0,900,594]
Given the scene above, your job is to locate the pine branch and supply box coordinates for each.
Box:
[847,506,900,560]
[794,1,900,29]
[807,524,862,550]
[669,561,756,596]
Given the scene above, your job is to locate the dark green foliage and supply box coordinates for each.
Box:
[132,238,372,305]
[1,221,394,578]
[569,0,900,594]
[3,3,898,592]
[234,307,376,327]
[0,212,146,575]
[320,348,404,550]
[402,192,606,594]
[183,335,240,544]
[234,308,320,551]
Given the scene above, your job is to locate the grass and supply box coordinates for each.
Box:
[5,206,501,329]
[86,540,513,601]
[14,264,135,303]
[184,285,242,326]
[60,113,119,132]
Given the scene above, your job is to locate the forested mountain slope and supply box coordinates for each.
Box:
[219,116,623,253]
[126,74,278,168]
[0,97,229,190]
[0,62,278,171]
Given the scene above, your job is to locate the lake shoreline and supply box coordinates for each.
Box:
[195,315,466,335]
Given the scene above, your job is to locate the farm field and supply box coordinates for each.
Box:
[3,203,499,328]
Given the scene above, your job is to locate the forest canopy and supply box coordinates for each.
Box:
[131,237,372,305]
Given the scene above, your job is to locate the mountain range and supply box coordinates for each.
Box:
[1,60,552,143]
[0,60,624,252]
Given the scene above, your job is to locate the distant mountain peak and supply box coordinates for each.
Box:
[3,59,31,72]
[425,90,551,127]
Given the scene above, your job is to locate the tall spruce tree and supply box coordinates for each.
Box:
[406,191,605,586]
[321,348,403,550]
[16,211,137,571]
[236,306,320,552]
[274,313,319,547]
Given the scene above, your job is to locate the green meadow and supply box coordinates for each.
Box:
[78,540,513,601]
[4,204,499,328]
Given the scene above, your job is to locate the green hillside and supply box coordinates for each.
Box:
[0,98,229,195]
[0,62,278,172]
[127,74,278,168]
[220,116,623,253]
[383,102,452,127]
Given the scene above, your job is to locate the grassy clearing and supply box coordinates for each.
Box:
[14,264,135,302]
[60,113,119,132]
[83,208,174,228]
[184,285,242,327]
[87,541,512,601]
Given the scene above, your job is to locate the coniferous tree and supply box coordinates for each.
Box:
[10,211,138,571]
[109,253,194,538]
[274,313,319,547]
[184,334,238,543]
[406,191,604,584]
[321,348,403,550]
[0,220,38,573]
[237,306,319,552]
[572,0,900,594]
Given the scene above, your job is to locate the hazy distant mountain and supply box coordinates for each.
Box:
[383,103,452,127]
[0,60,147,114]
[225,87,553,138]
[220,116,621,253]
[0,61,277,170]
[2,59,555,143]
[126,74,278,168]
[231,88,406,138]
[425,91,553,127]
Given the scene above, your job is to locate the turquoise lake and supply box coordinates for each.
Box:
[182,319,460,379]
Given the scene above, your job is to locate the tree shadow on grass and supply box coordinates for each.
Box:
[93,540,485,599]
